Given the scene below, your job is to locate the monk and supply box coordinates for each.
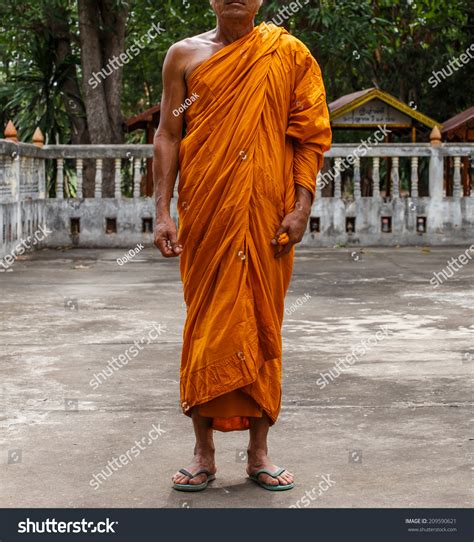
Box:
[153,0,331,492]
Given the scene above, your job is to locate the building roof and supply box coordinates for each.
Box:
[442,106,474,134]
[328,88,375,114]
[125,104,161,132]
[329,87,441,129]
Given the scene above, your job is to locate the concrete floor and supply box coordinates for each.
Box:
[0,246,472,508]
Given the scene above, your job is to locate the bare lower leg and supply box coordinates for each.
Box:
[246,414,294,486]
[172,409,217,485]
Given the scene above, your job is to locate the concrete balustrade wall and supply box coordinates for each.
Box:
[0,140,472,260]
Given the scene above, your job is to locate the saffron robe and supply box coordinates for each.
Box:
[178,23,332,431]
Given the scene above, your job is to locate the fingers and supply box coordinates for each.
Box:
[168,227,183,256]
[271,224,288,246]
[273,216,307,258]
[273,229,295,259]
[154,221,182,258]
[155,236,182,258]
[272,223,289,258]
[154,235,175,257]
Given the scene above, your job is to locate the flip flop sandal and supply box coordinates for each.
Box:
[172,469,216,492]
[249,468,294,491]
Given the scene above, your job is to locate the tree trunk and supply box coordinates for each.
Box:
[77,0,128,197]
[45,4,96,196]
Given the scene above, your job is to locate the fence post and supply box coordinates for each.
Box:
[427,126,444,232]
[56,158,64,199]
[114,158,122,198]
[33,128,46,199]
[372,157,381,199]
[95,159,103,199]
[133,158,141,198]
[353,156,361,199]
[334,158,342,198]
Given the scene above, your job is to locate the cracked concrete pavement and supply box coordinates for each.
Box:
[0,246,472,508]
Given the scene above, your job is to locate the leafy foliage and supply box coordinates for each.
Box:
[0,0,471,143]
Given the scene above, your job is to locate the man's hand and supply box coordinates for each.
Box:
[272,203,310,258]
[154,215,183,258]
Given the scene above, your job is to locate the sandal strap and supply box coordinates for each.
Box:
[178,468,212,480]
[253,467,286,479]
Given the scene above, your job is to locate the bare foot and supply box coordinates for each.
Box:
[172,448,216,486]
[247,449,294,486]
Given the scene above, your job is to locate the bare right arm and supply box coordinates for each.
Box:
[153,44,188,257]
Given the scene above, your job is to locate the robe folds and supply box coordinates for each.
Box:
[177,22,331,431]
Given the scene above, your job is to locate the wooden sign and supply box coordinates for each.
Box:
[332,99,412,128]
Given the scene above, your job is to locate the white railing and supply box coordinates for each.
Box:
[319,144,473,200]
[0,140,472,202]
[0,138,472,254]
[44,145,152,199]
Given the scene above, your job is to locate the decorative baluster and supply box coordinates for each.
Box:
[10,152,20,201]
[133,158,141,198]
[32,158,38,197]
[114,158,122,198]
[26,157,34,197]
[20,157,26,197]
[452,156,461,199]
[76,159,83,198]
[56,158,64,199]
[372,157,381,198]
[39,158,46,199]
[0,157,5,200]
[353,156,361,199]
[94,158,103,199]
[391,157,400,199]
[411,157,419,198]
[334,158,342,198]
[316,171,322,200]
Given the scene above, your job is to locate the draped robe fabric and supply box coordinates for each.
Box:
[177,23,331,432]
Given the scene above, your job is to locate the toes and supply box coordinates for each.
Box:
[173,473,190,485]
[261,474,278,486]
[276,472,294,486]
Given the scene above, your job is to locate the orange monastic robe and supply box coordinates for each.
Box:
[177,23,331,431]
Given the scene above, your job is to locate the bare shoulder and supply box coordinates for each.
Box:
[167,30,216,60]
[167,30,222,80]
